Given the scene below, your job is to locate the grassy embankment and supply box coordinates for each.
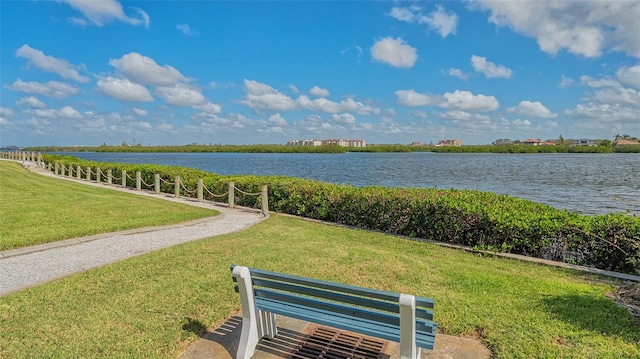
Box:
[0,161,215,251]
[1,160,638,358]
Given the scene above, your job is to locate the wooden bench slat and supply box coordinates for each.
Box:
[252,277,401,313]
[416,308,434,321]
[231,265,435,309]
[234,282,433,321]
[254,287,435,332]
[256,293,436,337]
[256,297,435,350]
[248,267,404,303]
[254,288,402,327]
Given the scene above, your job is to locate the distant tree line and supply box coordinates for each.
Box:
[25,135,640,154]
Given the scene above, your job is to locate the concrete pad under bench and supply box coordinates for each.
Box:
[179,315,491,359]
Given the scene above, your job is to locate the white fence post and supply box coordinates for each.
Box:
[228,181,235,208]
[154,174,160,194]
[261,185,269,215]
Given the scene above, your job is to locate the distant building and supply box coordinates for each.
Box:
[522,138,541,146]
[410,141,422,147]
[287,139,366,147]
[572,139,596,146]
[492,138,512,146]
[539,141,556,146]
[436,139,462,147]
[614,139,640,146]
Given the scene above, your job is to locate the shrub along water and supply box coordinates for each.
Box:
[43,154,640,274]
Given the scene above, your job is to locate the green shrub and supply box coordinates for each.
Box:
[42,154,640,274]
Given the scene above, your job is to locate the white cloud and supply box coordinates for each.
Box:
[132,108,148,116]
[289,84,299,94]
[134,121,152,130]
[396,89,499,112]
[268,114,288,126]
[507,101,557,118]
[97,77,153,102]
[395,89,439,106]
[389,5,458,38]
[241,79,297,111]
[442,90,500,112]
[566,103,639,122]
[447,68,469,80]
[16,44,89,83]
[24,106,82,120]
[0,107,15,118]
[419,5,459,38]
[296,114,325,131]
[559,75,575,88]
[579,75,620,88]
[471,55,513,79]
[63,0,150,28]
[309,86,330,97]
[194,102,222,114]
[109,52,188,87]
[155,85,206,106]
[16,96,47,109]
[371,37,417,68]
[439,110,490,122]
[176,24,195,36]
[474,0,640,58]
[296,96,380,115]
[589,87,640,107]
[58,106,83,119]
[511,119,534,130]
[6,79,78,98]
[331,113,356,125]
[616,64,640,88]
[389,6,418,22]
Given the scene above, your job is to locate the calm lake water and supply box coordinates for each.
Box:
[64,152,640,216]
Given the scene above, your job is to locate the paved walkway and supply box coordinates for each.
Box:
[0,160,266,296]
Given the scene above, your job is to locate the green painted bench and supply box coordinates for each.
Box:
[231,265,436,359]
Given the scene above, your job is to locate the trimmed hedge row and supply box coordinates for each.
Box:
[44,154,640,274]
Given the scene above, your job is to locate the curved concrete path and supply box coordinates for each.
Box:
[0,160,266,296]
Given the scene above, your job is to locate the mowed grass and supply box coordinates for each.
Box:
[0,161,216,251]
[1,214,638,358]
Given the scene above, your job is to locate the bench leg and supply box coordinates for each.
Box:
[233,266,262,359]
[260,311,278,339]
[399,294,418,359]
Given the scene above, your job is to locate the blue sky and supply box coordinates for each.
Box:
[1,1,639,147]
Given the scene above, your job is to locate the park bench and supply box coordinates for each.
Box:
[231,265,436,359]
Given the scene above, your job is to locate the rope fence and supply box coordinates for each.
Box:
[139,177,153,188]
[234,186,262,196]
[2,151,269,216]
[179,180,198,195]
[204,184,228,198]
[159,176,175,185]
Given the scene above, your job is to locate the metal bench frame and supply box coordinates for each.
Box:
[231,265,436,359]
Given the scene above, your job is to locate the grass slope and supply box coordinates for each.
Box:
[1,215,638,358]
[0,161,215,251]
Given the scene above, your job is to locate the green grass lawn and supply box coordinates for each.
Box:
[0,161,216,251]
[1,214,638,358]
